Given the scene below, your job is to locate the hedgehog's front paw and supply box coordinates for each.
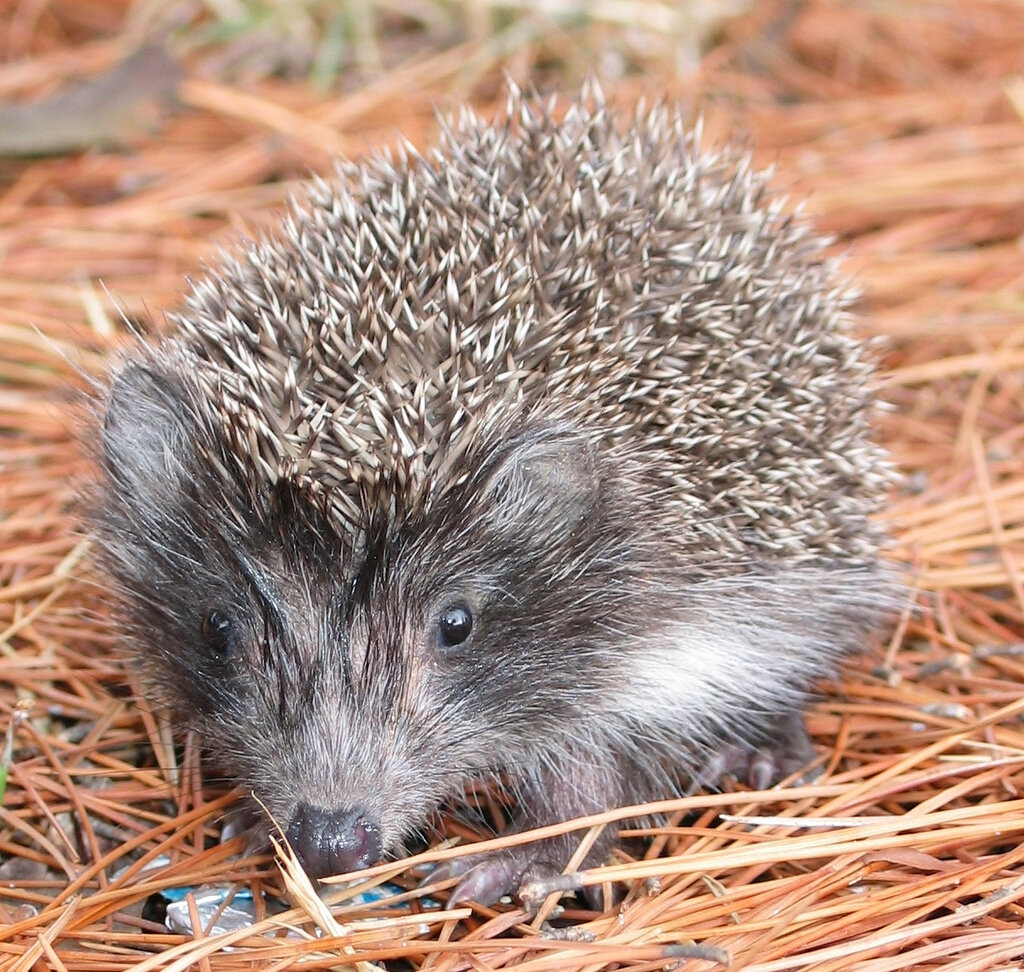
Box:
[445,850,556,908]
[428,845,560,909]
[429,833,611,911]
[428,754,626,909]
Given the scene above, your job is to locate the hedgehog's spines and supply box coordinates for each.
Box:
[150,88,890,566]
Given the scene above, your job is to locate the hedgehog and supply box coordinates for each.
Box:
[93,86,893,908]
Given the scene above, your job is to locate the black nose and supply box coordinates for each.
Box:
[285,803,383,879]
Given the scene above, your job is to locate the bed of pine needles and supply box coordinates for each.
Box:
[2,1,1024,969]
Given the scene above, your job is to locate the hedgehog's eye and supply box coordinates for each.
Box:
[201,609,235,655]
[437,604,473,648]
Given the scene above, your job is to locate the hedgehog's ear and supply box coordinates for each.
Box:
[482,430,601,533]
[101,364,193,495]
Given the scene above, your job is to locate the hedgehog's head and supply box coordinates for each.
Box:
[96,358,656,877]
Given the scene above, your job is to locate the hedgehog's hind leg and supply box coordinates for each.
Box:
[695,710,821,792]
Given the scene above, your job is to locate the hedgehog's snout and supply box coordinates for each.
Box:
[285,802,383,879]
